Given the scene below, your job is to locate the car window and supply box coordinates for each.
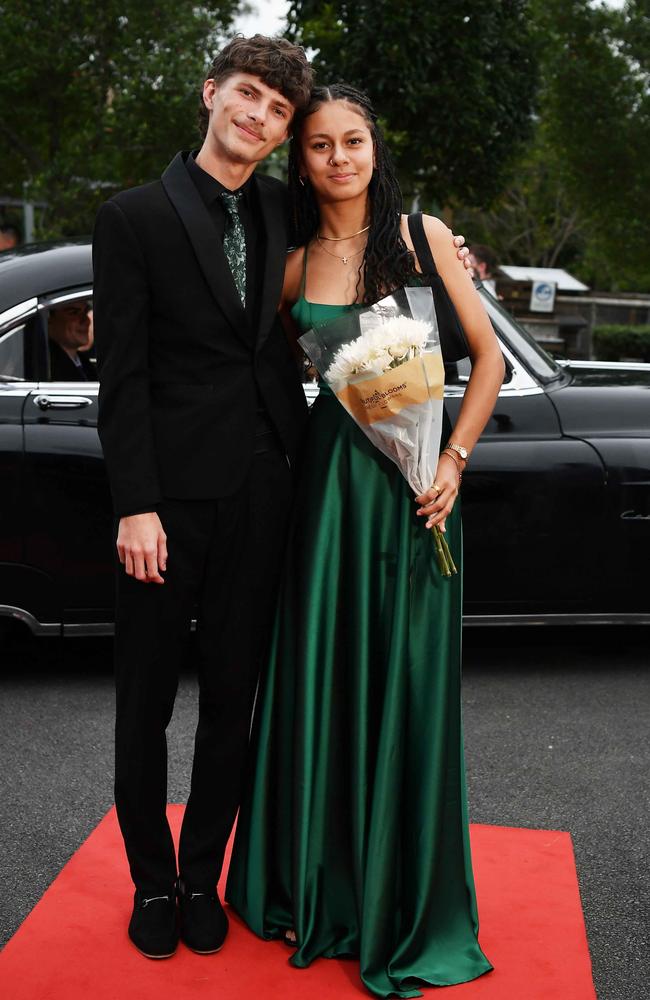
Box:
[0,324,26,380]
[45,296,96,381]
[482,294,560,383]
[444,349,513,388]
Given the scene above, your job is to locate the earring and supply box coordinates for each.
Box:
[299,176,306,187]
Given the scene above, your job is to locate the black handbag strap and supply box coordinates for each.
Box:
[407,212,439,278]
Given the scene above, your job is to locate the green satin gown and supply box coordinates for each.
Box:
[226,294,493,998]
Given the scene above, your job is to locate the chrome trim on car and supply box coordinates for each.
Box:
[63,622,114,637]
[63,618,197,637]
[557,359,650,372]
[0,380,38,392]
[0,297,38,330]
[38,288,93,309]
[498,384,545,397]
[463,612,650,627]
[0,605,60,636]
[7,610,648,639]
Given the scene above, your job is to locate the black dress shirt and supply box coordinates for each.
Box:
[186,152,262,328]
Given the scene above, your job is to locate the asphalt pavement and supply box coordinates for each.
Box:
[0,624,648,999]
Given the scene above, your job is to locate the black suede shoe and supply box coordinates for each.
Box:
[178,881,229,954]
[128,888,179,959]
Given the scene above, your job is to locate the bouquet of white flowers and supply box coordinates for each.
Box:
[299,286,457,576]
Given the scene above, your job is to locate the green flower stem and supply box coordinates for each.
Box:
[431,525,449,576]
[432,525,457,577]
[444,539,457,575]
[439,529,458,575]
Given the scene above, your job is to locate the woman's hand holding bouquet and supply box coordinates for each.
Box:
[415,451,462,534]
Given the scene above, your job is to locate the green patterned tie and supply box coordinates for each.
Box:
[221,191,246,306]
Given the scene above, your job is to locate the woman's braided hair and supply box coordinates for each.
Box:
[287,84,420,305]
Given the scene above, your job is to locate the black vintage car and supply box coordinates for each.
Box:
[1,240,649,636]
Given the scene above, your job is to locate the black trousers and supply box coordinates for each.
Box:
[114,440,292,891]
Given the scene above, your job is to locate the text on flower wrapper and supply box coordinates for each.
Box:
[360,382,408,409]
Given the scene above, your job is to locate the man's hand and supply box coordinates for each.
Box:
[453,233,472,271]
[117,512,167,584]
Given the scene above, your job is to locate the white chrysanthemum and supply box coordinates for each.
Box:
[324,317,431,382]
[326,335,370,381]
[326,355,354,382]
[378,317,429,351]
[357,349,393,376]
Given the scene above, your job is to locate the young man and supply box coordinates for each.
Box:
[93,35,313,960]
[93,34,471,961]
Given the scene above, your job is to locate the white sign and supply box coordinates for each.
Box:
[529,280,556,313]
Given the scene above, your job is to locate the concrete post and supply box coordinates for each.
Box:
[22,181,35,243]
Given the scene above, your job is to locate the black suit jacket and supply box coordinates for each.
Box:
[49,341,95,382]
[92,152,308,517]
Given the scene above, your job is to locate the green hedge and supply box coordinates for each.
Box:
[593,325,650,362]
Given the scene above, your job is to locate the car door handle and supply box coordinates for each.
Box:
[33,394,93,410]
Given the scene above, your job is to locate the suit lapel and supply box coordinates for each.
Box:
[161,152,250,344]
[254,175,289,352]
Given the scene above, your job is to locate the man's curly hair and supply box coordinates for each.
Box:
[198,34,313,139]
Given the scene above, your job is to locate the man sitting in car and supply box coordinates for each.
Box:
[48,301,95,381]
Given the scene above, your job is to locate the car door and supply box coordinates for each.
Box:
[21,290,115,632]
[444,295,607,620]
[0,298,64,631]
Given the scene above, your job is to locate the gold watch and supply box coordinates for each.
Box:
[445,442,469,462]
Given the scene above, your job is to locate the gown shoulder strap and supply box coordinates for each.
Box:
[407,212,440,278]
[299,243,309,299]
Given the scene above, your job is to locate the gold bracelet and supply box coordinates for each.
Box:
[442,448,463,485]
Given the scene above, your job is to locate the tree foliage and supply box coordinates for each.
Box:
[0,0,239,238]
[455,126,585,270]
[534,0,650,289]
[2,0,648,290]
[286,0,539,209]
[458,1,650,290]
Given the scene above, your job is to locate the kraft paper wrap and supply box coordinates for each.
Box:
[335,352,445,426]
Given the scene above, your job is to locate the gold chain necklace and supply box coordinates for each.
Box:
[316,234,367,266]
[317,224,370,242]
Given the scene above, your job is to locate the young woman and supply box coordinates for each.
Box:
[226,84,504,998]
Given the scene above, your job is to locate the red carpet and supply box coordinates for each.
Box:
[0,806,596,999]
